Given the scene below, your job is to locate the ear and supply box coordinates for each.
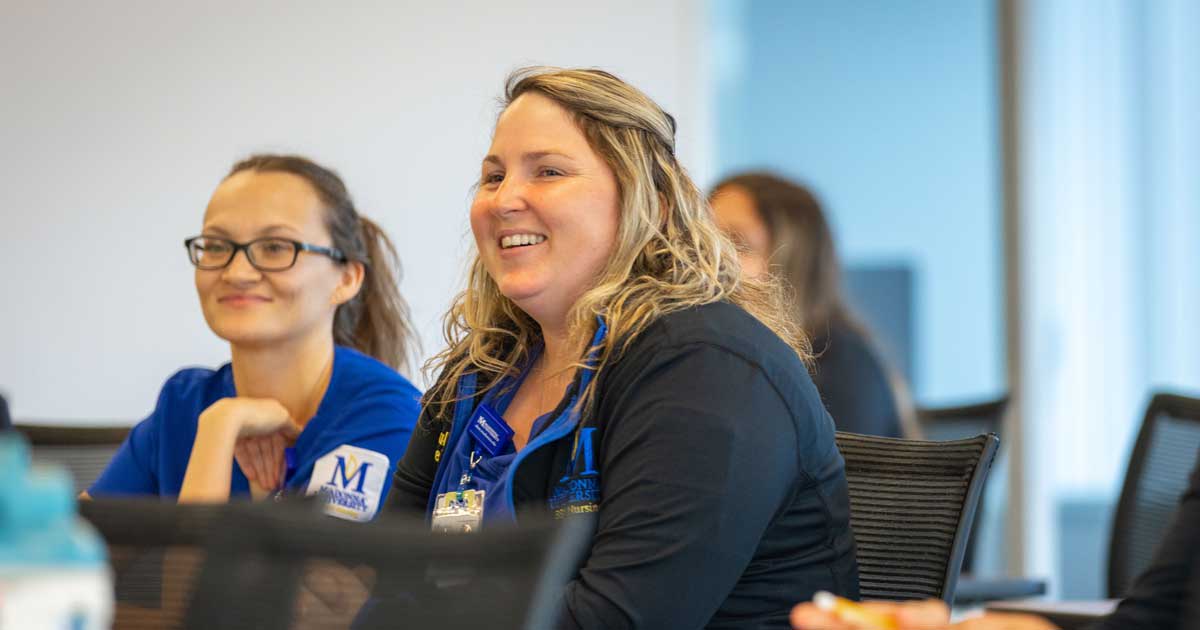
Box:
[331,260,366,306]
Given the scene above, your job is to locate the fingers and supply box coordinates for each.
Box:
[250,437,273,490]
[234,440,259,486]
[790,604,854,629]
[279,418,302,440]
[270,433,286,489]
[891,600,951,628]
[953,613,1059,630]
[791,600,951,630]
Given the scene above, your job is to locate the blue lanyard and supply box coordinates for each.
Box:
[453,365,526,504]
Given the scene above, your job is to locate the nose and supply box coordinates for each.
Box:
[220,248,262,285]
[488,175,529,219]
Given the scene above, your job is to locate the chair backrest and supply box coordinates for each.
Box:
[80,498,594,630]
[917,398,1009,443]
[836,431,998,604]
[1108,392,1200,598]
[80,498,227,628]
[18,424,130,493]
[189,505,594,630]
[915,396,1009,574]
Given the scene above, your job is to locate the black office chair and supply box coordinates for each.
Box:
[80,498,594,630]
[835,431,998,604]
[18,424,130,493]
[917,397,1008,574]
[1108,392,1200,598]
[195,506,593,630]
[80,498,228,628]
[915,396,1046,604]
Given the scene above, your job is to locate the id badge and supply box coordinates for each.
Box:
[431,489,485,534]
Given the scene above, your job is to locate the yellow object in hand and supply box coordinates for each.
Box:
[813,591,899,630]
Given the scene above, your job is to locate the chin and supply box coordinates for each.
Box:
[208,321,287,349]
[495,279,545,306]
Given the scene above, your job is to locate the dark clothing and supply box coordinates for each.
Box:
[1092,450,1200,630]
[0,393,10,430]
[809,321,903,438]
[391,302,859,629]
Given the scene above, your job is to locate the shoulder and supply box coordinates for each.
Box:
[619,301,809,385]
[595,303,841,480]
[328,346,422,409]
[155,364,229,409]
[126,364,228,453]
[604,302,827,426]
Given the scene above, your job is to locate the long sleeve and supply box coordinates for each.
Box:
[387,410,446,517]
[559,343,828,630]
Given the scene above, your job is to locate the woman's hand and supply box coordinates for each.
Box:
[200,397,300,440]
[791,599,949,629]
[179,397,300,503]
[235,432,288,493]
[790,599,1059,630]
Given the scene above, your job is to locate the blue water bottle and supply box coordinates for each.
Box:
[0,434,112,629]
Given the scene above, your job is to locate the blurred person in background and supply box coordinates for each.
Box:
[710,173,915,438]
[0,392,10,430]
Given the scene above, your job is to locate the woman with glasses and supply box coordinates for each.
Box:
[86,155,421,521]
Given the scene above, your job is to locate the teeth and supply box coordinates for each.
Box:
[500,234,547,249]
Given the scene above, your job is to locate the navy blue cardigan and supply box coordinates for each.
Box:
[391,302,859,629]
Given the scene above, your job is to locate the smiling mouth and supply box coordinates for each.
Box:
[219,295,270,304]
[499,234,547,249]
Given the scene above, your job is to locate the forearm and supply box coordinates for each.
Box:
[179,419,239,503]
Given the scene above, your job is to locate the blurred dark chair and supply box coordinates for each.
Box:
[80,498,227,628]
[80,498,594,630]
[0,393,11,430]
[835,431,998,605]
[196,506,593,630]
[1108,392,1200,598]
[17,424,129,493]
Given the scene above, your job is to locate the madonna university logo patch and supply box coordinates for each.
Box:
[306,445,390,522]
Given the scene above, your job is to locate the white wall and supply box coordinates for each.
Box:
[0,1,710,423]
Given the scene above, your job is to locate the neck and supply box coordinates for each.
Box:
[537,320,576,375]
[229,331,336,427]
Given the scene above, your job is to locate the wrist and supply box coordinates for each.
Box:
[198,407,243,441]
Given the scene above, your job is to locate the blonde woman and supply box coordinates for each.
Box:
[390,68,859,628]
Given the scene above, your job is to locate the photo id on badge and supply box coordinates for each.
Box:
[432,489,485,534]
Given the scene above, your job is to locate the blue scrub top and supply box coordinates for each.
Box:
[90,346,421,521]
[430,323,606,525]
[436,361,556,524]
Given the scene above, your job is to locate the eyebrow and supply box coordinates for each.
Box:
[482,150,575,167]
[200,224,301,238]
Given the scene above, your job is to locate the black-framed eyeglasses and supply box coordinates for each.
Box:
[184,236,347,272]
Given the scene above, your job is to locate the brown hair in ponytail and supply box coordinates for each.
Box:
[227,154,416,372]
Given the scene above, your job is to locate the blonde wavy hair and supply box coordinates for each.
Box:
[424,67,808,420]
